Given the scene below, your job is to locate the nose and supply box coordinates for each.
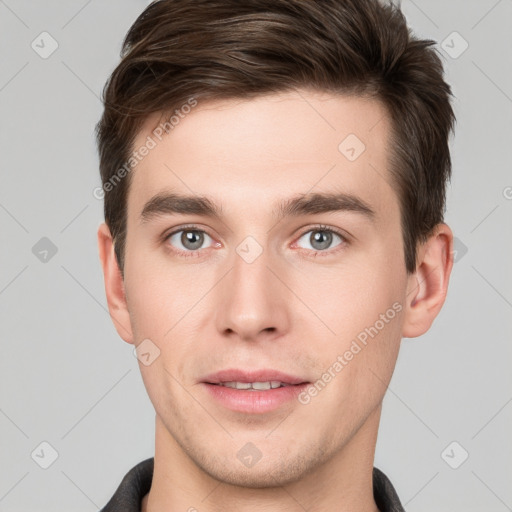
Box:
[214,242,291,342]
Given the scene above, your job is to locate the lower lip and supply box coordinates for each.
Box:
[202,383,309,414]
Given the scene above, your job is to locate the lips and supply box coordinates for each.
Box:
[200,369,311,413]
[202,368,309,386]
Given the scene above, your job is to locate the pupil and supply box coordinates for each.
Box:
[311,231,332,250]
[182,231,203,250]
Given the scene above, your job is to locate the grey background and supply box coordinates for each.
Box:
[0,0,511,510]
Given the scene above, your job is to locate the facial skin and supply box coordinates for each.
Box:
[98,89,453,512]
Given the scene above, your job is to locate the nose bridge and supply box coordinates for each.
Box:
[214,237,289,339]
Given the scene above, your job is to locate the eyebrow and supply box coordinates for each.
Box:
[139,191,376,224]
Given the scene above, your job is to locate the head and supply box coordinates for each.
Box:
[97,0,455,489]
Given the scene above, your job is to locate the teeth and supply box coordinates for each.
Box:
[219,381,286,390]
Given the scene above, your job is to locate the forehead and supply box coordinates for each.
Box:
[128,89,396,223]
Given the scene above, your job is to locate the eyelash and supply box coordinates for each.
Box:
[162,224,349,259]
[293,224,348,258]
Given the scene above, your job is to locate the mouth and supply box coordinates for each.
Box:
[201,368,309,387]
[200,369,310,413]
[209,381,304,390]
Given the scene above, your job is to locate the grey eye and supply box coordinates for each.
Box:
[296,229,343,251]
[168,230,213,251]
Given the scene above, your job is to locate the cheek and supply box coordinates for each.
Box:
[295,251,405,342]
[124,244,204,338]
[300,266,404,429]
[292,243,406,405]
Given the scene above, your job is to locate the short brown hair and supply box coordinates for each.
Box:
[96,0,455,276]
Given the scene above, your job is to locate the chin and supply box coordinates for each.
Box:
[190,442,326,489]
[202,460,308,489]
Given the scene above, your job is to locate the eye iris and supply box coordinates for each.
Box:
[181,231,204,250]
[311,230,332,250]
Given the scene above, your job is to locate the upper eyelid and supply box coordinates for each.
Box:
[298,224,346,237]
[164,224,211,238]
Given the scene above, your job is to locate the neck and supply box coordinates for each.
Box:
[142,406,382,512]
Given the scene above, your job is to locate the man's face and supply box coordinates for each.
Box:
[122,90,410,486]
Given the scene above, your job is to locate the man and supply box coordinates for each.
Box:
[96,0,455,510]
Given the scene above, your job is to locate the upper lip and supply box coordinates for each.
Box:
[202,369,309,385]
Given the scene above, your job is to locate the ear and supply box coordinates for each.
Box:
[97,222,134,344]
[402,223,454,338]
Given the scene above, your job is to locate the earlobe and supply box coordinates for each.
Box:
[97,223,134,344]
[402,223,454,338]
